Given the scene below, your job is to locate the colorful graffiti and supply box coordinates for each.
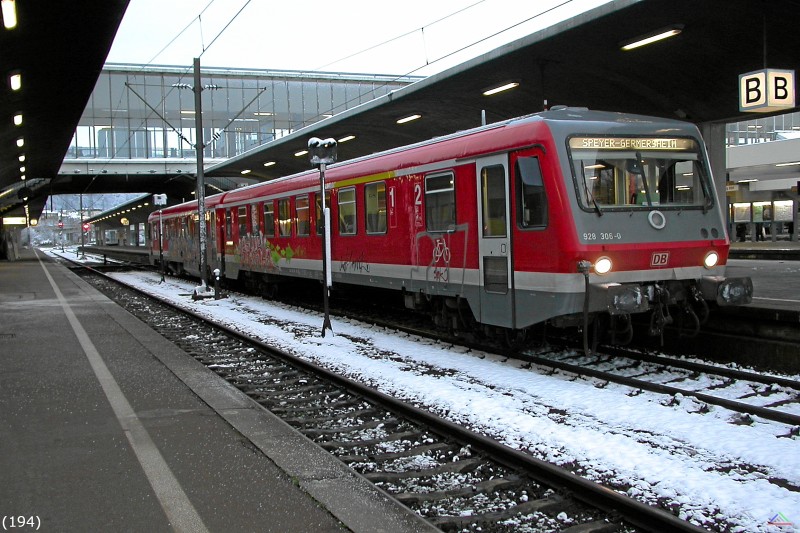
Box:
[238,235,298,272]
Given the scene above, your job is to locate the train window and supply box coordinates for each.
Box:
[365,182,387,234]
[278,198,291,237]
[296,195,310,236]
[481,165,507,237]
[251,203,260,236]
[338,187,356,235]
[425,173,455,232]
[515,157,548,228]
[316,192,331,235]
[568,136,712,212]
[263,201,275,238]
[225,210,232,242]
[238,206,248,237]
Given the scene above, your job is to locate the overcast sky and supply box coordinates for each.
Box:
[106,0,611,76]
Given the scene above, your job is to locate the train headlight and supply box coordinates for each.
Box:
[594,257,613,275]
[703,251,719,269]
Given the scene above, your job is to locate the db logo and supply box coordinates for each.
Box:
[651,252,670,267]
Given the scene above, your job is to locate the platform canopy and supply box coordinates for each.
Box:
[2,0,798,219]
[0,0,130,219]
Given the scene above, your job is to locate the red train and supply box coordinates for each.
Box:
[148,108,752,346]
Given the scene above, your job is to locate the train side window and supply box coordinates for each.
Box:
[238,206,248,237]
[338,187,356,235]
[481,165,507,237]
[425,172,455,232]
[296,195,310,236]
[316,192,331,235]
[365,182,387,234]
[278,198,291,237]
[515,156,548,228]
[225,210,232,241]
[263,201,275,238]
[251,203,260,236]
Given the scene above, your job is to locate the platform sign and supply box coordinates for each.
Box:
[739,69,795,112]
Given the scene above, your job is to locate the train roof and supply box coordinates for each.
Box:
[152,108,702,218]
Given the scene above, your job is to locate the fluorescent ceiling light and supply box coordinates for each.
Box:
[9,72,21,91]
[737,179,758,183]
[775,161,800,167]
[2,0,17,29]
[13,113,22,125]
[240,169,251,175]
[180,110,195,114]
[294,150,309,157]
[338,135,355,143]
[253,112,274,116]
[263,161,276,167]
[483,82,519,96]
[16,137,23,147]
[396,114,421,124]
[18,154,24,162]
[621,25,683,51]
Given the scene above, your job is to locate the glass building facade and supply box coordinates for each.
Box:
[67,63,419,161]
[727,110,800,145]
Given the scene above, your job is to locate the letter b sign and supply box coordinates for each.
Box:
[739,69,796,112]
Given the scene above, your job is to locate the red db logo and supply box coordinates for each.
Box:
[651,252,670,267]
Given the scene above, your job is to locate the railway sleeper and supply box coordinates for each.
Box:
[242,383,327,396]
[319,430,422,451]
[302,418,400,438]
[394,475,524,504]
[340,442,454,465]
[363,457,482,482]
[370,442,455,462]
[260,389,350,406]
[428,495,567,530]
[268,397,362,415]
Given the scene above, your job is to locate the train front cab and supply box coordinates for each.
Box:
[556,126,753,340]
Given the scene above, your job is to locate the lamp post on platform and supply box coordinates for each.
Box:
[308,137,337,336]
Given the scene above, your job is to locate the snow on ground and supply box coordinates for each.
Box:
[82,259,800,532]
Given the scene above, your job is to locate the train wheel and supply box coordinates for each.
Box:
[260,279,277,300]
[504,328,528,351]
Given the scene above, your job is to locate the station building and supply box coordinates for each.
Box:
[726,113,800,242]
[60,63,420,247]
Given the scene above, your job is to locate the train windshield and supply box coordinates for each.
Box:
[568,136,712,212]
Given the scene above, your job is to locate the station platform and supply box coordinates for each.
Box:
[0,248,436,533]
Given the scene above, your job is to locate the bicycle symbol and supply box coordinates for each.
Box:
[433,238,451,264]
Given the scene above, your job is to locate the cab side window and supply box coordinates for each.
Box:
[516,156,548,228]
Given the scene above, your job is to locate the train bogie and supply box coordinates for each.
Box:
[148,108,752,346]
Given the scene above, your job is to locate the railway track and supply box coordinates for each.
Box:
[520,348,800,431]
[68,262,710,533]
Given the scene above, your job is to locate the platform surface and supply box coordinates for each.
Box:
[0,248,436,533]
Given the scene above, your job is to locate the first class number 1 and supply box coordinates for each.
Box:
[3,516,41,531]
[583,232,622,241]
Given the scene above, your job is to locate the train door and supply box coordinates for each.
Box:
[207,210,219,272]
[476,153,515,328]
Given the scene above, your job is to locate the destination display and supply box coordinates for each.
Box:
[569,137,696,151]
